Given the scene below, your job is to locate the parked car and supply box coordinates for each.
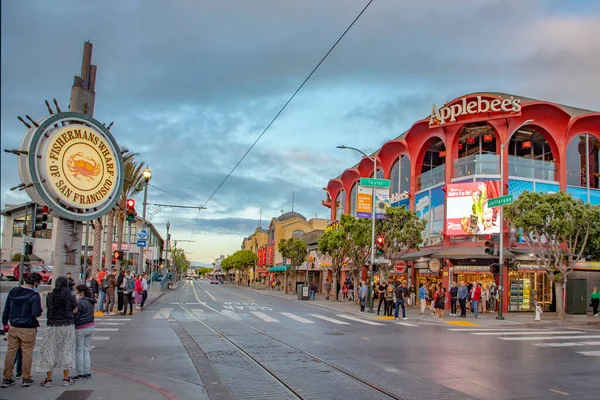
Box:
[31,264,53,285]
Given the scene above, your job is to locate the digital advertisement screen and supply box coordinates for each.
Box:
[445,181,501,236]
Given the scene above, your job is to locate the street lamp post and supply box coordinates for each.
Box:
[497,119,533,320]
[337,145,377,313]
[138,167,152,275]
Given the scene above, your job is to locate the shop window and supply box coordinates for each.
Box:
[12,218,26,237]
[350,183,358,217]
[337,189,346,217]
[419,138,445,190]
[507,127,556,181]
[390,155,410,195]
[566,134,600,201]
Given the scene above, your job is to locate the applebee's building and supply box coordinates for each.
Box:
[323,92,600,313]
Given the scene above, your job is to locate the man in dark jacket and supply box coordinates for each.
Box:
[116,269,124,312]
[394,282,408,320]
[1,272,43,388]
[66,272,76,292]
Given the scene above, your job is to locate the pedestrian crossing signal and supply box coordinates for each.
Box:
[113,251,123,261]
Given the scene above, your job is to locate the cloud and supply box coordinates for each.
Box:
[2,0,599,263]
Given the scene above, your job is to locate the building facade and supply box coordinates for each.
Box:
[1,203,164,271]
[323,92,600,313]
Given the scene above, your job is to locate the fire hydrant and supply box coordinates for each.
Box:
[534,303,543,322]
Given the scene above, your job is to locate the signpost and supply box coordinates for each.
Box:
[138,228,148,240]
[137,239,147,248]
[360,178,390,188]
[488,194,513,208]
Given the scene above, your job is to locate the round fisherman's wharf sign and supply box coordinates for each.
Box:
[19,112,124,221]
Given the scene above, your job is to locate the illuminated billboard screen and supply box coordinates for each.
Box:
[445,181,501,236]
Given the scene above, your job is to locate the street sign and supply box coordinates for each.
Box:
[137,239,147,248]
[488,194,514,208]
[360,178,390,188]
[138,228,148,240]
[374,258,390,264]
[394,260,407,273]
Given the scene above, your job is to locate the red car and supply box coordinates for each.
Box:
[0,262,31,282]
[31,264,53,285]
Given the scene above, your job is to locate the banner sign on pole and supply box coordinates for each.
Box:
[356,185,389,219]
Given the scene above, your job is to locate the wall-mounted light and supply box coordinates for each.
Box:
[522,141,532,150]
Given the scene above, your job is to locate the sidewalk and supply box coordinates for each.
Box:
[0,367,175,400]
[231,284,600,328]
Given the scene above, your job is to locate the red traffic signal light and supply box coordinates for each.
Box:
[127,199,135,209]
[376,236,384,245]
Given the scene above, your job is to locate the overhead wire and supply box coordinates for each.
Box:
[188,0,374,238]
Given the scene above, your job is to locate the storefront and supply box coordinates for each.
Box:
[452,265,495,287]
[507,263,553,311]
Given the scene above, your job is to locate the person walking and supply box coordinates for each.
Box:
[435,287,446,319]
[349,281,354,302]
[384,285,394,316]
[482,284,490,313]
[1,272,43,388]
[458,281,468,318]
[97,267,107,312]
[116,270,125,314]
[471,282,482,319]
[489,281,498,312]
[590,286,600,317]
[342,284,349,302]
[140,273,149,310]
[324,280,331,300]
[65,272,76,293]
[38,277,77,387]
[134,274,143,310]
[73,284,95,380]
[105,270,117,316]
[121,271,134,316]
[394,282,407,320]
[449,282,458,316]
[89,272,99,300]
[310,282,317,300]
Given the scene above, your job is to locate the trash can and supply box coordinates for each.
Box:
[301,284,310,301]
[296,283,303,300]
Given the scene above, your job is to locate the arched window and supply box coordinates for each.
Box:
[419,138,445,190]
[454,122,498,178]
[566,134,600,203]
[292,230,305,239]
[350,183,358,217]
[336,190,345,218]
[390,155,410,194]
[507,127,556,181]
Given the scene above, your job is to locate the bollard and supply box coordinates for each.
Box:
[534,304,543,322]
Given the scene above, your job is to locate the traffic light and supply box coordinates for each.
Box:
[126,199,137,222]
[32,204,49,231]
[490,263,500,274]
[113,251,123,261]
[485,236,495,256]
[376,236,384,256]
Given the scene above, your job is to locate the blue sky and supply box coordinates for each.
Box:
[2,0,599,263]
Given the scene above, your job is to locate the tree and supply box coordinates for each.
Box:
[196,267,213,276]
[116,153,146,253]
[171,247,190,279]
[340,214,371,304]
[278,238,308,294]
[90,218,103,279]
[505,191,600,320]
[376,206,426,281]
[11,253,30,262]
[318,228,349,302]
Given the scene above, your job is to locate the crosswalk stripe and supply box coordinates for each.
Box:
[221,310,241,320]
[471,331,584,336]
[95,322,125,325]
[448,328,545,332]
[94,328,119,332]
[501,335,600,341]
[576,350,600,356]
[251,311,279,322]
[535,341,600,347]
[308,314,350,325]
[396,322,419,327]
[281,313,314,324]
[92,336,111,340]
[336,314,384,326]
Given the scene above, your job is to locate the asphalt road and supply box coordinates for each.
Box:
[157,280,599,400]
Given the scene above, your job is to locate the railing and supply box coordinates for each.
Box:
[418,164,445,190]
[453,154,556,181]
[160,272,172,292]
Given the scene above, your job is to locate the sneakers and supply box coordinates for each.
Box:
[62,378,74,386]
[594,314,598,317]
[72,375,85,381]
[40,378,52,388]
[1,379,16,388]
[21,379,34,387]
[82,374,92,379]
[109,312,117,316]
[403,317,408,320]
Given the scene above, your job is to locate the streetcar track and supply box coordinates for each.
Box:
[176,280,403,400]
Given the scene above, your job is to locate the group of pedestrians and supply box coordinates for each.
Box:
[2,273,96,389]
[92,267,148,315]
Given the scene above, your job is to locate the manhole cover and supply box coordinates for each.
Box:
[121,355,156,363]
[323,332,345,336]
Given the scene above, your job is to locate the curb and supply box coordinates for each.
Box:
[144,280,185,308]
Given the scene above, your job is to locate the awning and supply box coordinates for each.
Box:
[398,249,439,261]
[510,249,537,261]
[268,265,291,273]
[432,247,515,260]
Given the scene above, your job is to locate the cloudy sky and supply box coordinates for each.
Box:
[2,0,599,264]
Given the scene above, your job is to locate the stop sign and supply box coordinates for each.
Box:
[394,260,406,273]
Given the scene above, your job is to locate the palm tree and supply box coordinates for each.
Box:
[116,153,145,265]
[90,218,103,278]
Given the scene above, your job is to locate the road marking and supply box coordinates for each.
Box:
[100,318,132,321]
[95,322,125,325]
[446,321,479,326]
[577,350,600,356]
[199,284,217,301]
[94,328,119,332]
[396,322,419,327]
[376,316,395,321]
[221,310,241,320]
[191,309,205,319]
[448,328,542,331]
[362,337,370,340]
[281,313,314,324]
[535,341,600,347]
[471,331,584,336]
[153,308,174,319]
[92,336,111,340]
[549,389,570,396]
[336,314,384,326]
[251,311,279,322]
[308,314,350,325]
[501,335,600,341]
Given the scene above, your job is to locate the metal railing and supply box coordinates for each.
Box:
[160,272,172,292]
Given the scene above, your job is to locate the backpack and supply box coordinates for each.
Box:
[127,277,135,292]
[102,276,109,290]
